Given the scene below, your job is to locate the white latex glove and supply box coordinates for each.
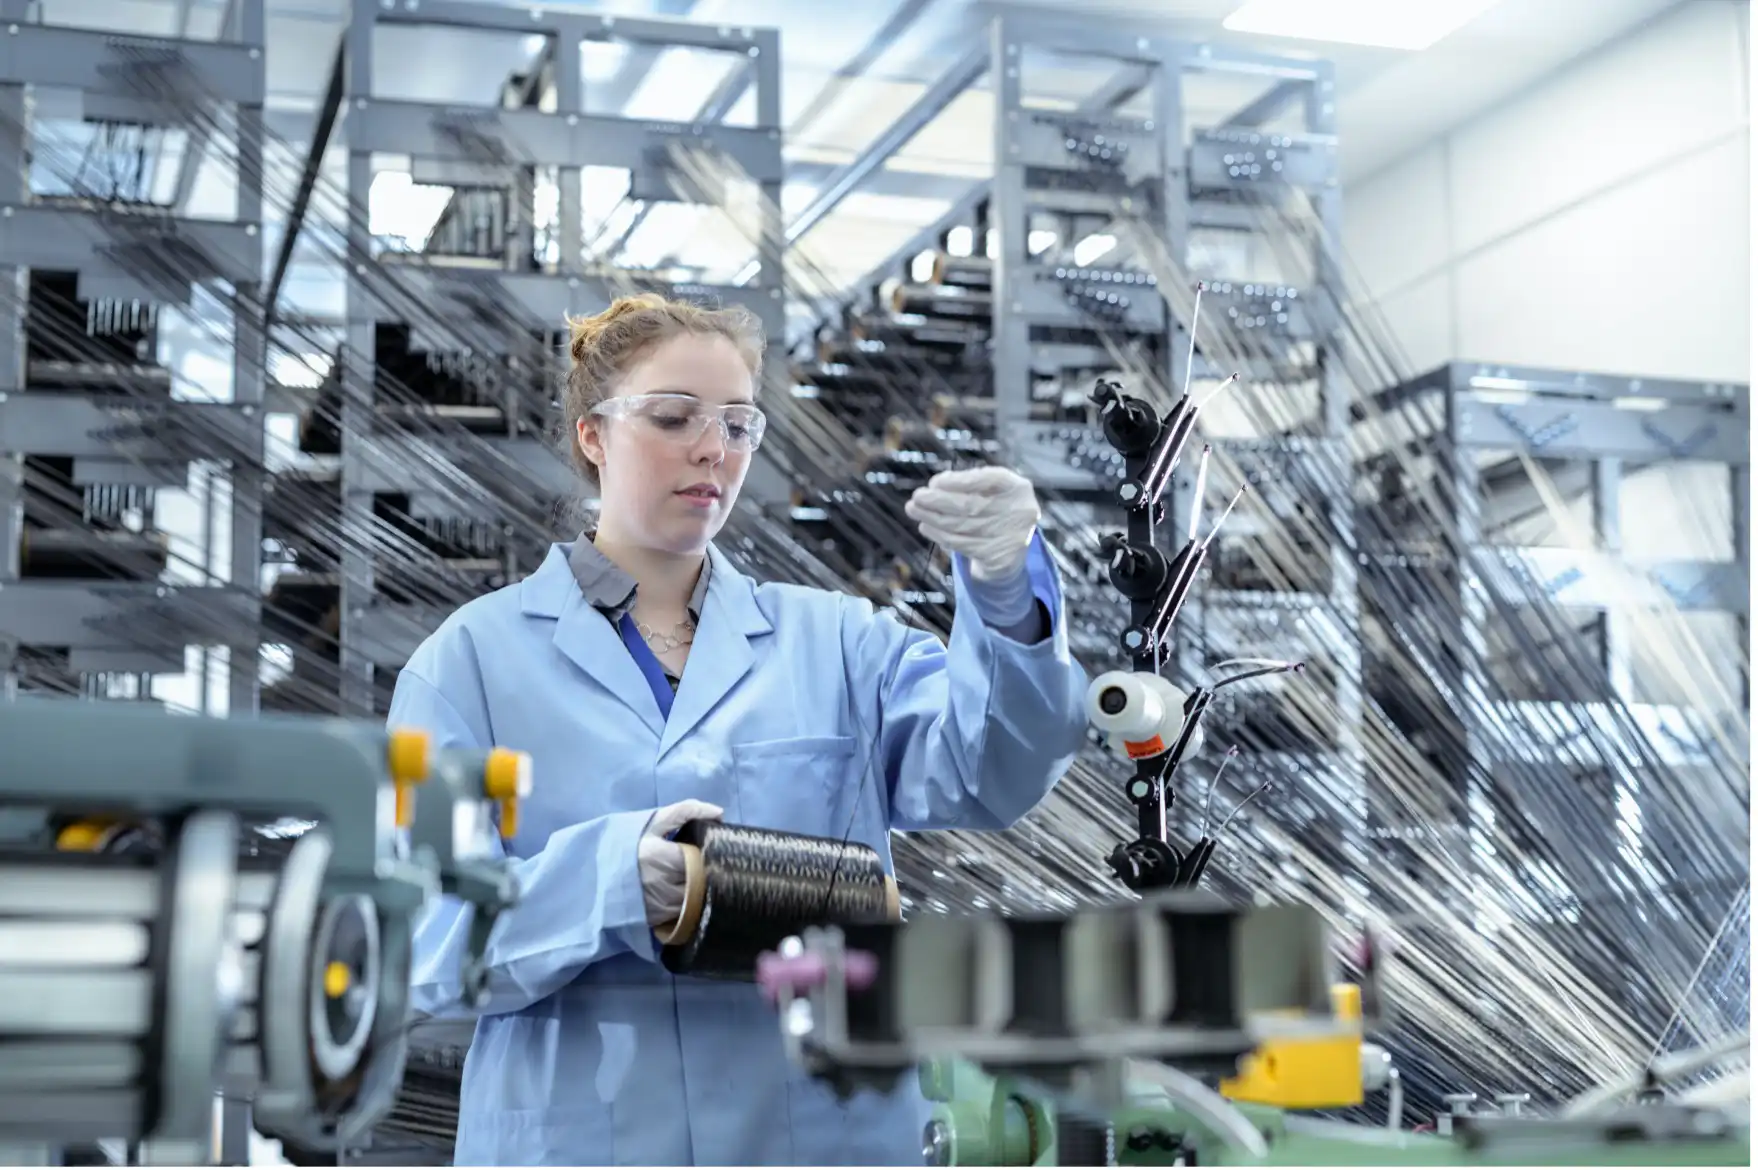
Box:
[904,466,1042,582]
[637,799,724,928]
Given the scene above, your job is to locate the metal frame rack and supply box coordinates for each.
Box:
[1428,361,1749,836]
[804,11,1364,857]
[1351,361,1753,1089]
[1353,360,1751,1038]
[0,0,267,716]
[309,2,785,716]
[1435,361,1749,701]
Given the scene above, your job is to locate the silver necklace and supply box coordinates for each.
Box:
[634,614,695,653]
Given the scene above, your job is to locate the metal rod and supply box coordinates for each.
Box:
[264,38,346,328]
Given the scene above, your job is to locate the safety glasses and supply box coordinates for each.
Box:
[590,392,767,453]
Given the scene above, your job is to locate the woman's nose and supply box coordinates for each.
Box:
[691,422,727,464]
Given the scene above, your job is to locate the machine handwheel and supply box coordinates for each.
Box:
[308,893,380,1085]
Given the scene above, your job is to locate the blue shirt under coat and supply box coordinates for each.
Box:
[389,531,1089,1166]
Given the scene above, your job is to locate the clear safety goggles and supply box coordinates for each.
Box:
[590,392,767,453]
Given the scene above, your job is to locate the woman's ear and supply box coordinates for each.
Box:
[576,416,606,474]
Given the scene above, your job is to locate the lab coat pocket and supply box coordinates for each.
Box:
[731,735,857,838]
[784,1077,928,1166]
[459,1104,612,1166]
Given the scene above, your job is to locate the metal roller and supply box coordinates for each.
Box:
[16,528,171,581]
[847,312,987,353]
[890,283,993,320]
[0,811,243,1145]
[929,253,993,291]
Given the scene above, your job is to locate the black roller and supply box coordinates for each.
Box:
[1055,1113,1114,1166]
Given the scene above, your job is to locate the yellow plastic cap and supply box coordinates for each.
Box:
[386,727,433,829]
[482,747,531,800]
[387,727,432,785]
[483,747,532,840]
[323,961,351,999]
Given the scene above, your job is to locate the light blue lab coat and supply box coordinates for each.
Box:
[390,532,1089,1166]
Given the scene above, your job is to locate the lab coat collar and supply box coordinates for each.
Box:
[521,541,773,752]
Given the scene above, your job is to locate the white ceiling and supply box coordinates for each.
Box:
[28,0,1688,324]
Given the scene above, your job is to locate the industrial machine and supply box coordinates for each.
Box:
[759,910,1750,1165]
[0,698,529,1164]
[756,369,1751,1167]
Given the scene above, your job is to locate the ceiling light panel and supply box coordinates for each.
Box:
[1222,0,1503,51]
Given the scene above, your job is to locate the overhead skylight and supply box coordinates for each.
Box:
[1221,0,1501,51]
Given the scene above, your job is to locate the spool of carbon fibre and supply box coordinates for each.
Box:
[655,821,901,980]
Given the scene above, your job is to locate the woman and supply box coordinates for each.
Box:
[390,293,1090,1166]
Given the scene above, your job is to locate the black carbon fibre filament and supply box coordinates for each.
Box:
[658,820,900,980]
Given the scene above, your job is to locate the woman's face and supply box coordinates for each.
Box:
[577,332,758,555]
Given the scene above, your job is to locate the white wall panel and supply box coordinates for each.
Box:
[1341,142,1451,297]
[1453,132,1749,380]
[1446,0,1747,255]
[1343,0,1750,383]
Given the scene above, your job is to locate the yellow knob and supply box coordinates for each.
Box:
[323,961,351,999]
[1331,982,1362,1021]
[55,819,118,852]
[483,747,532,840]
[387,727,431,783]
[386,727,433,829]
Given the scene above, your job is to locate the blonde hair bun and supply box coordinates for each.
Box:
[567,293,673,364]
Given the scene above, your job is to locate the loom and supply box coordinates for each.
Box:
[751,370,1750,1167]
[0,0,1744,1163]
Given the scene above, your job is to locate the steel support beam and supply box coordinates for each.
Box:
[372,0,761,50]
[824,59,1158,313]
[347,100,785,182]
[0,25,264,110]
[786,41,988,245]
